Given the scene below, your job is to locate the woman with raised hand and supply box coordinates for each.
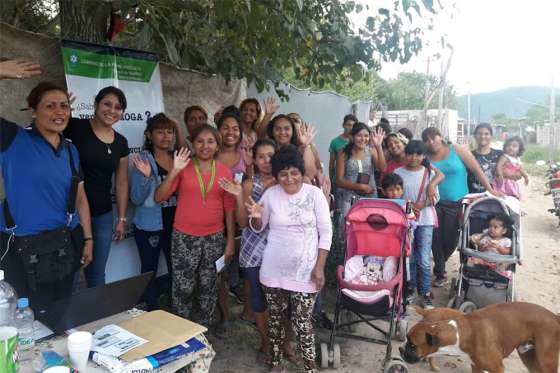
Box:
[154,125,235,327]
[129,113,181,310]
[266,114,319,181]
[422,127,502,287]
[336,122,386,219]
[246,145,332,373]
[64,86,129,288]
[1,81,92,308]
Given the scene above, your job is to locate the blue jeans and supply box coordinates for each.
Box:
[134,226,172,310]
[409,225,433,296]
[84,211,113,287]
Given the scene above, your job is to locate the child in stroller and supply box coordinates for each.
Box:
[468,213,513,279]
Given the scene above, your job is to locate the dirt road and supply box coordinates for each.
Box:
[209,177,560,372]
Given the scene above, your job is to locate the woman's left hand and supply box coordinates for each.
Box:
[219,177,242,196]
[80,240,94,268]
[224,240,235,264]
[311,265,325,291]
[297,122,317,147]
[114,220,126,241]
[241,147,253,168]
[426,183,437,205]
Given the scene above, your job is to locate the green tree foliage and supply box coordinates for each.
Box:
[383,71,457,110]
[2,0,442,92]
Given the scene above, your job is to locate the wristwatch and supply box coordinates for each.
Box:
[117,217,127,222]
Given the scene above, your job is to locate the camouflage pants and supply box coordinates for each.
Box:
[171,230,225,327]
[263,287,318,373]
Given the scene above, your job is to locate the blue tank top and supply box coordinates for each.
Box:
[431,145,468,202]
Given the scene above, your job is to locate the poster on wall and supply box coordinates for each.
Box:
[61,40,164,152]
[61,40,166,282]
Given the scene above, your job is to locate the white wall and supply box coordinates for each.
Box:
[248,82,372,173]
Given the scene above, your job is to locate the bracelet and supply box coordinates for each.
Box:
[84,237,93,241]
[118,217,127,222]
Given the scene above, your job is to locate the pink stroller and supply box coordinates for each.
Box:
[320,199,411,373]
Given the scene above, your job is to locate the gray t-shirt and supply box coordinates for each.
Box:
[395,166,438,226]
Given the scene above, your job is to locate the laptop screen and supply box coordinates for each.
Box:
[34,272,152,335]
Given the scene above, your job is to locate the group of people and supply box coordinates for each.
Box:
[0,59,530,373]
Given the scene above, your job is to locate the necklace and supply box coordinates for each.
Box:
[106,143,112,154]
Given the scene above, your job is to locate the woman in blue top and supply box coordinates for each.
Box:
[0,81,93,308]
[129,113,184,310]
[422,127,501,287]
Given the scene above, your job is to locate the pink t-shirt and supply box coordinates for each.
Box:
[253,183,333,293]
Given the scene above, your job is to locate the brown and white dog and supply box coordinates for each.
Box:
[399,302,560,373]
[408,305,464,371]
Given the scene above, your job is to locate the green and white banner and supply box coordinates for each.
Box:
[61,40,164,152]
[61,41,167,283]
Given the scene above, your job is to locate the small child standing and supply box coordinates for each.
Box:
[469,214,513,279]
[394,140,444,309]
[493,136,529,199]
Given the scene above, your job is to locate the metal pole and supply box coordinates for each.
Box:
[467,91,471,137]
[550,78,556,161]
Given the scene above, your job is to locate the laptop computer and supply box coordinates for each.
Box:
[34,272,153,335]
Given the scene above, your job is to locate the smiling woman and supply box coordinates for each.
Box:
[0,81,93,309]
[64,86,130,288]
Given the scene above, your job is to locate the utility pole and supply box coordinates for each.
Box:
[550,78,556,161]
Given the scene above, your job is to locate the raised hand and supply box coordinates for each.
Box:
[245,196,264,219]
[264,97,280,116]
[241,147,253,168]
[0,60,42,80]
[297,123,317,147]
[132,155,152,178]
[173,147,191,171]
[370,126,385,149]
[219,177,242,196]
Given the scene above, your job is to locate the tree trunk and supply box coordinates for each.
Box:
[59,0,111,43]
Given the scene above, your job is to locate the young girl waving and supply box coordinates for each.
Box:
[155,125,236,327]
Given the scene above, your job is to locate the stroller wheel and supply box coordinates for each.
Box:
[332,344,341,368]
[459,301,477,314]
[320,343,329,369]
[384,357,408,373]
[449,277,458,299]
[447,296,458,309]
[397,319,408,342]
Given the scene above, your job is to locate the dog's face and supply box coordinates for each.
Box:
[399,320,458,364]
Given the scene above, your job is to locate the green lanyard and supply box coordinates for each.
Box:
[193,159,216,205]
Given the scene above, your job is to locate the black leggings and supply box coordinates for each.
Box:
[432,200,462,278]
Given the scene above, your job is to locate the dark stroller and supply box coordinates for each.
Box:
[448,195,521,312]
[320,199,412,373]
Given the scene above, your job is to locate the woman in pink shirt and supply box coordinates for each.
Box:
[246,145,332,373]
[155,125,236,327]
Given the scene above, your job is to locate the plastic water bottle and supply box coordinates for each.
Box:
[0,269,18,373]
[15,297,35,363]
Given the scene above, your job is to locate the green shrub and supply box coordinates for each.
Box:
[522,144,560,164]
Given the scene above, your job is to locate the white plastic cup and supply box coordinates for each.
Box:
[67,331,92,372]
[43,367,71,373]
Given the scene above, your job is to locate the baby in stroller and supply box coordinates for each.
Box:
[468,213,513,279]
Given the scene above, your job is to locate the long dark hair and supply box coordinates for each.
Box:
[343,122,370,158]
[252,139,278,175]
[267,114,299,146]
[143,113,177,153]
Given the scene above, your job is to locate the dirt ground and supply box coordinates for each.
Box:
[209,176,560,373]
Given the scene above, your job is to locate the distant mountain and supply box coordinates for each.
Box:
[457,86,558,122]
